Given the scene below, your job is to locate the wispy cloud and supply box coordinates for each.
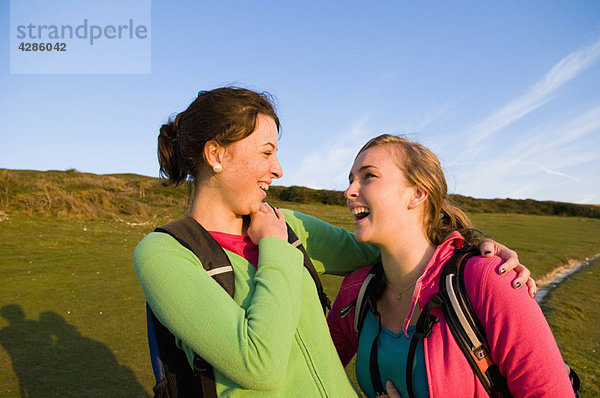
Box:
[504,103,600,168]
[536,163,580,181]
[448,102,600,202]
[456,36,600,159]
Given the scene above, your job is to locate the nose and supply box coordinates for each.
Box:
[271,155,283,179]
[344,180,358,200]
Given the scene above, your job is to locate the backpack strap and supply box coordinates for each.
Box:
[338,263,387,396]
[406,246,511,398]
[155,216,235,295]
[447,248,580,397]
[147,303,205,397]
[442,247,511,397]
[152,216,232,398]
[147,215,331,397]
[405,293,444,398]
[286,224,331,313]
[340,262,383,334]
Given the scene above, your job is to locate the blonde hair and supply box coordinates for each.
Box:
[356,134,478,245]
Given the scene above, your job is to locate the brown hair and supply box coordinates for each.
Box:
[357,134,478,245]
[157,87,280,187]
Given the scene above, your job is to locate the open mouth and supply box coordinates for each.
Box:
[351,206,371,221]
[258,182,270,192]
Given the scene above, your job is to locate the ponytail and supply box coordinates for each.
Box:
[158,114,186,187]
[156,87,279,188]
[427,200,479,246]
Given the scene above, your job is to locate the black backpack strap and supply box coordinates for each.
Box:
[406,294,443,398]
[286,224,331,313]
[155,216,235,296]
[567,364,580,397]
[368,314,386,397]
[151,216,235,398]
[342,263,388,397]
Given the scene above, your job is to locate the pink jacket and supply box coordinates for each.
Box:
[327,232,574,397]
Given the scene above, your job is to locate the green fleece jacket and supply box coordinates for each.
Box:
[134,209,380,397]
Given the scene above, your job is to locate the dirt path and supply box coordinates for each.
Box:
[535,252,600,303]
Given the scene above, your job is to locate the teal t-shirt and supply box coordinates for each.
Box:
[356,311,429,398]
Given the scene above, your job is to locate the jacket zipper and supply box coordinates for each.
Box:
[295,331,328,397]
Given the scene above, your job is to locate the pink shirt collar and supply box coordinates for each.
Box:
[208,231,259,268]
[402,231,465,337]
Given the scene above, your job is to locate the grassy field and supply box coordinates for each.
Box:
[0,216,154,397]
[541,256,600,397]
[1,204,599,396]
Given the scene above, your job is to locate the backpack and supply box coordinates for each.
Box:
[145,216,330,398]
[342,246,580,398]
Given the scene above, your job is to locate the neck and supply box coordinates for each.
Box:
[379,233,436,291]
[188,183,246,235]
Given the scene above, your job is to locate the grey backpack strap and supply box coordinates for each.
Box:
[339,263,383,334]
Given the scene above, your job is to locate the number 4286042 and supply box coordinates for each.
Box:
[19,42,67,52]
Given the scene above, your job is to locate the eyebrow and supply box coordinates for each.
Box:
[348,165,377,180]
[260,142,277,149]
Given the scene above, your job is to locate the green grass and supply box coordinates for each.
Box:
[1,208,599,396]
[470,213,600,279]
[541,257,600,397]
[0,216,154,396]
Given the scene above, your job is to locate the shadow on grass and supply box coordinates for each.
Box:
[0,304,150,397]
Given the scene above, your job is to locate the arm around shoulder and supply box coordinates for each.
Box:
[282,209,380,275]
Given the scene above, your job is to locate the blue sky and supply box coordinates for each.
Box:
[2,1,600,204]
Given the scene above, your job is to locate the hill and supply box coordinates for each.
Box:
[1,168,598,219]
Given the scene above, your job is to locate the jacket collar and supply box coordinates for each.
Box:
[402,231,465,337]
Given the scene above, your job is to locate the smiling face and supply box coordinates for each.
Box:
[217,113,283,215]
[345,144,421,246]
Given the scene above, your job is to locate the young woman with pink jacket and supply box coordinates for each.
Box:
[327,134,573,398]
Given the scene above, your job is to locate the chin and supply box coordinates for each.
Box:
[354,230,369,243]
[247,200,263,214]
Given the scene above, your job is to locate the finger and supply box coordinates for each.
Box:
[493,245,519,274]
[511,263,531,290]
[273,207,285,221]
[478,239,495,257]
[256,202,273,215]
[386,380,401,398]
[526,276,538,299]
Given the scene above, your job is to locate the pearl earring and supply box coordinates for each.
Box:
[212,164,223,174]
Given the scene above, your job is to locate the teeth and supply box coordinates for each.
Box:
[350,206,371,221]
[351,206,371,217]
[258,183,269,191]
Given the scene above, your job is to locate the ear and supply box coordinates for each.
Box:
[408,186,428,209]
[203,140,225,169]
